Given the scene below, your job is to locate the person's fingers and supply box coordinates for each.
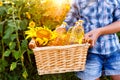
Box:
[82,37,93,47]
[91,37,97,47]
[87,38,93,47]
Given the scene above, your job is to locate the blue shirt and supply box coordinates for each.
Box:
[64,0,120,54]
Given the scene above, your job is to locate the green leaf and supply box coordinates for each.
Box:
[21,40,28,49]
[9,42,16,50]
[2,39,11,46]
[10,62,17,71]
[0,7,6,16]
[7,20,16,28]
[3,26,14,39]
[4,50,11,57]
[14,0,24,7]
[12,51,22,60]
[0,59,8,67]
[22,70,28,79]
[15,20,21,30]
[0,59,8,72]
[20,19,28,30]
[7,7,14,15]
[21,40,28,54]
[10,34,17,41]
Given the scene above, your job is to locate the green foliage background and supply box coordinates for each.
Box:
[0,0,119,80]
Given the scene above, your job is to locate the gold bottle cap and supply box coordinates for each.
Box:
[78,20,84,23]
[62,22,67,26]
[75,20,84,26]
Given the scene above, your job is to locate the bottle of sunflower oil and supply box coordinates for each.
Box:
[57,21,67,34]
[64,27,73,45]
[69,20,84,44]
[54,22,67,46]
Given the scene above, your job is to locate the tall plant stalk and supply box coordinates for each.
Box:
[1,27,4,60]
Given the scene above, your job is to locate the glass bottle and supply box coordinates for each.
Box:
[69,20,84,44]
[54,22,67,46]
[55,21,67,34]
[64,27,73,45]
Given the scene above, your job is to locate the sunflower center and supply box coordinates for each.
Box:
[36,29,51,39]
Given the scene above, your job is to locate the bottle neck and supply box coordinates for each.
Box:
[76,20,84,27]
[75,22,82,27]
[61,22,67,28]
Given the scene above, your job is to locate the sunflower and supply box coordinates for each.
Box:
[35,38,44,46]
[0,1,3,6]
[29,21,35,27]
[50,31,58,40]
[36,27,52,39]
[25,26,58,46]
[25,27,36,39]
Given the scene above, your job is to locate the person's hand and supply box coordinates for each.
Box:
[83,28,101,47]
[55,27,67,34]
[82,38,93,47]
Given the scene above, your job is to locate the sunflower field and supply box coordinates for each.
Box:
[0,0,119,80]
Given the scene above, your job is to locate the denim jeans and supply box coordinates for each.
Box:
[76,49,120,80]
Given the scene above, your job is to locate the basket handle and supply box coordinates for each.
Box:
[29,38,37,49]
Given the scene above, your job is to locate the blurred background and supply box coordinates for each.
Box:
[0,0,119,80]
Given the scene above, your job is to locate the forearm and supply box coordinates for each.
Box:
[99,21,120,35]
[84,21,120,47]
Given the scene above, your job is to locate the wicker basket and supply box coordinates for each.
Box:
[29,39,90,75]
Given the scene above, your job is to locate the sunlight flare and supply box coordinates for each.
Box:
[53,0,65,6]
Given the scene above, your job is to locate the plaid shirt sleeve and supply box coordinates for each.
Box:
[64,0,79,29]
[113,0,120,21]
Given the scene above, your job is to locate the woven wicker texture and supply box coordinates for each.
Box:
[32,44,89,75]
